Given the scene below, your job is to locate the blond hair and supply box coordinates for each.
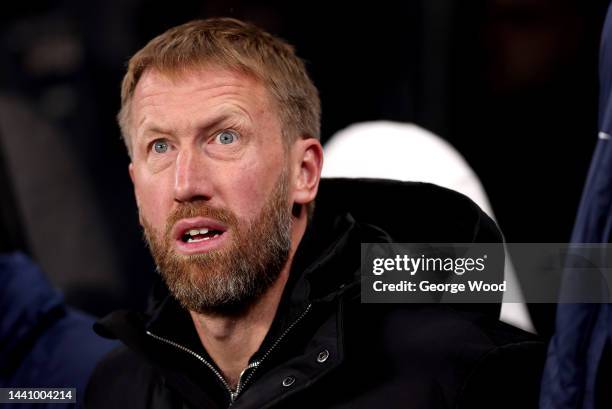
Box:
[118,17,320,157]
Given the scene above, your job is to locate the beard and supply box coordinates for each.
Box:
[141,169,292,315]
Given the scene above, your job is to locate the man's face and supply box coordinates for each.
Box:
[128,66,293,313]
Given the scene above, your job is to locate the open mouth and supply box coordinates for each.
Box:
[181,227,223,243]
[172,217,229,254]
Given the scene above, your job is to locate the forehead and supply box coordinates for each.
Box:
[136,65,266,96]
[130,66,274,127]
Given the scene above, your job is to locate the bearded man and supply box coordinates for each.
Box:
[85,17,545,409]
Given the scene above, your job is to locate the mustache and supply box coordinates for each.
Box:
[164,201,239,238]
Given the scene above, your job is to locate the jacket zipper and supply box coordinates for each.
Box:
[145,330,237,400]
[145,303,312,405]
[233,303,312,396]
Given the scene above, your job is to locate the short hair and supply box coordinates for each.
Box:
[118,17,321,157]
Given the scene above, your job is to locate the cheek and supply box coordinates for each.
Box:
[134,174,173,229]
[224,159,282,217]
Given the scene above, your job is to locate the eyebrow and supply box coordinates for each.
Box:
[137,110,251,142]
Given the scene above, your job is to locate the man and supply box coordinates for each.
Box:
[85,18,544,409]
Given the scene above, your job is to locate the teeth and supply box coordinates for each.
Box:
[187,236,211,243]
[188,228,210,236]
[184,228,219,243]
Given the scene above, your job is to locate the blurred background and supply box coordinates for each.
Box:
[0,0,609,339]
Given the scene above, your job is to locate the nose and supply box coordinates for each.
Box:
[173,148,213,203]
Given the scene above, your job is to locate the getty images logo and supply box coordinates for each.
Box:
[372,254,488,276]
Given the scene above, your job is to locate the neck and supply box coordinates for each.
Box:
[189,214,307,390]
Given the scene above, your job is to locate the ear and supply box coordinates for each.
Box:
[291,138,324,206]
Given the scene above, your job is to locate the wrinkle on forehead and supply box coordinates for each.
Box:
[131,67,272,138]
[134,66,264,102]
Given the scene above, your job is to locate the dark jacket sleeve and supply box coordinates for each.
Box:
[0,252,119,409]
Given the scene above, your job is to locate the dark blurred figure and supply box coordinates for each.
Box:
[540,3,612,408]
[0,0,153,315]
[449,0,609,338]
[0,128,118,408]
[0,252,118,409]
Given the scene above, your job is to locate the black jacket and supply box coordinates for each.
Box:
[85,179,545,409]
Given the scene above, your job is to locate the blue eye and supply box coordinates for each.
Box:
[216,130,238,145]
[153,140,169,153]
